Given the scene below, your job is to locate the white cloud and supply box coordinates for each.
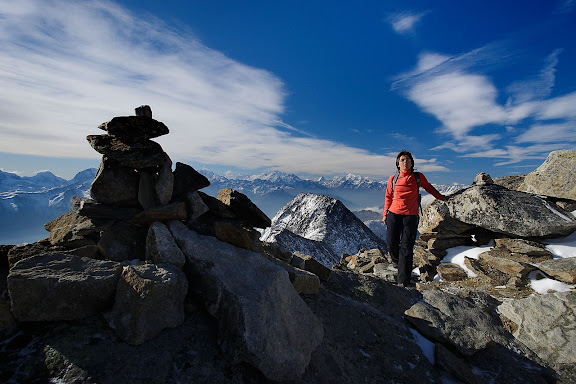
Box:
[408,70,508,139]
[394,46,576,167]
[0,0,421,180]
[507,49,562,104]
[388,11,428,35]
[536,92,576,119]
[432,134,502,153]
[516,123,576,143]
[556,0,576,13]
[464,143,572,166]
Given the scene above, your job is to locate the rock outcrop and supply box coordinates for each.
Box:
[519,150,576,200]
[261,192,387,267]
[419,182,576,239]
[494,150,576,212]
[169,221,323,381]
[413,168,576,299]
[8,253,122,321]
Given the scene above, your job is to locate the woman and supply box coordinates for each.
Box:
[383,150,447,287]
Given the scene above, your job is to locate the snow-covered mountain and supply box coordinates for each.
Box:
[260,193,387,267]
[0,167,464,245]
[0,169,97,244]
[0,170,69,192]
[201,170,464,217]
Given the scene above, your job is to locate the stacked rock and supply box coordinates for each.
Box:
[8,106,283,346]
[52,105,270,261]
[87,105,173,209]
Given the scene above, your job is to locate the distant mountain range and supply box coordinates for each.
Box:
[0,168,464,245]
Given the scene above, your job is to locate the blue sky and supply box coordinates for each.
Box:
[1,0,575,184]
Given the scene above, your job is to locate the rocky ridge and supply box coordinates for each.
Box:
[333,152,576,383]
[0,107,575,384]
[1,106,328,382]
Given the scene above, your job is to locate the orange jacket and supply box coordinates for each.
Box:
[383,170,445,218]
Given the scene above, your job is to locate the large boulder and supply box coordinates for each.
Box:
[168,221,323,382]
[498,291,576,367]
[8,253,122,321]
[420,184,576,238]
[105,263,188,345]
[520,150,576,200]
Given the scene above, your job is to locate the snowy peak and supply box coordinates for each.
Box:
[323,173,386,190]
[70,168,98,184]
[261,192,387,267]
[0,170,67,192]
[250,170,303,185]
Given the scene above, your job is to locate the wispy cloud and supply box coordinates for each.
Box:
[387,11,429,35]
[393,43,576,166]
[516,123,576,143]
[507,49,562,104]
[0,0,425,179]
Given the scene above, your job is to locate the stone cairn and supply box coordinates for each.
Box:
[6,106,329,356]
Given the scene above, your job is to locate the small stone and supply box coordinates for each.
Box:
[135,105,152,118]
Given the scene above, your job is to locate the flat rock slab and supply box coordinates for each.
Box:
[8,253,122,321]
[405,290,512,356]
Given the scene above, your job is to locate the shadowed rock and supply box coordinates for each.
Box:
[8,253,122,321]
[98,116,169,143]
[86,134,167,169]
[217,188,271,228]
[171,162,210,199]
[168,220,323,382]
[90,157,140,206]
[405,290,512,356]
[105,263,188,345]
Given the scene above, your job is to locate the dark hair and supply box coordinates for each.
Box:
[395,150,414,171]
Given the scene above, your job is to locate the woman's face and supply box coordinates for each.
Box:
[398,155,412,172]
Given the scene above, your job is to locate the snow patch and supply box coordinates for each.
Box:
[529,270,573,294]
[409,328,435,364]
[544,231,576,259]
[437,241,495,278]
[539,198,574,222]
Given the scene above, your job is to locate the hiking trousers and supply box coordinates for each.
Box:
[386,211,419,285]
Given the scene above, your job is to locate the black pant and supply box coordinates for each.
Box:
[386,211,419,285]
